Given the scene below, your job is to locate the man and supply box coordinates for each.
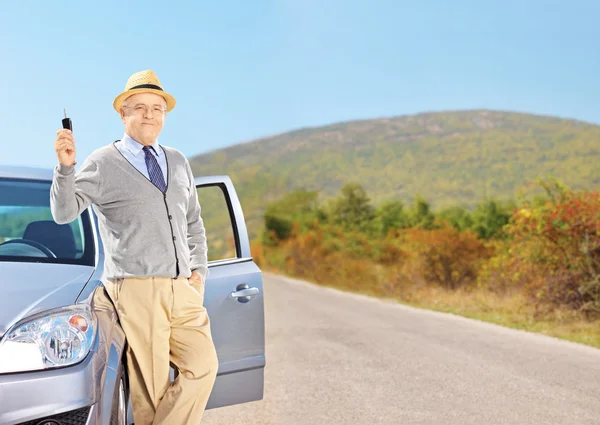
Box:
[51,69,219,425]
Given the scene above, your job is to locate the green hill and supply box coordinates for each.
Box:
[188,109,600,242]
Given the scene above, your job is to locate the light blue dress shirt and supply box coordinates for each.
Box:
[115,133,168,183]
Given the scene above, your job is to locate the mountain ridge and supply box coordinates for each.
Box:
[188,109,600,240]
[196,108,600,153]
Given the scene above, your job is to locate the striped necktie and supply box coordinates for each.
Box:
[143,146,167,192]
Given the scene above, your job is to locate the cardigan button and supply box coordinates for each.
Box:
[169,215,172,219]
[173,236,176,241]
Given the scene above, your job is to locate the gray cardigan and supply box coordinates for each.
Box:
[50,141,209,282]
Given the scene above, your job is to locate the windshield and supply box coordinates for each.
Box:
[0,178,95,266]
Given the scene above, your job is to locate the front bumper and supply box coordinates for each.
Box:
[12,405,95,425]
[0,300,126,425]
[0,284,127,425]
[0,336,99,425]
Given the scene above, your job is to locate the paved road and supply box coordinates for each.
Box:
[201,272,600,425]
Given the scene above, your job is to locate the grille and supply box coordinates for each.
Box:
[17,406,91,425]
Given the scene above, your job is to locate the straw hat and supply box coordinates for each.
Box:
[112,69,176,113]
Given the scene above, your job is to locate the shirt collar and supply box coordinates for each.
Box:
[122,133,161,157]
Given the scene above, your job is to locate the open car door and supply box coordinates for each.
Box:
[192,175,265,409]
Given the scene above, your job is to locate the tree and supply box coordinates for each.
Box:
[407,195,435,229]
[437,205,474,231]
[261,213,293,245]
[471,199,514,239]
[261,189,321,245]
[373,199,408,236]
[328,182,375,233]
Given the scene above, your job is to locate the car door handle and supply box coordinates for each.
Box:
[231,284,259,303]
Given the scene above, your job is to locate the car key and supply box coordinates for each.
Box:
[62,108,72,132]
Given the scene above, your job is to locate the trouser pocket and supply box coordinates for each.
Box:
[102,278,124,311]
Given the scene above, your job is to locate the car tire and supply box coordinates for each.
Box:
[110,361,129,425]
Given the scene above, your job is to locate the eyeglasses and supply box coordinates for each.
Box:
[123,104,167,116]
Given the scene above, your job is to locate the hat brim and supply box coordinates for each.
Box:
[113,88,176,113]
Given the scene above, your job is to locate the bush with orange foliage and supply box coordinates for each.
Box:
[497,185,600,316]
[395,223,494,290]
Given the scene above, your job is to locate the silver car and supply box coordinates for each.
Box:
[0,165,266,425]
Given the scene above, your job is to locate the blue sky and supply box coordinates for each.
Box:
[2,0,600,169]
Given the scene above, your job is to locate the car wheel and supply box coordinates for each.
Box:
[110,363,129,425]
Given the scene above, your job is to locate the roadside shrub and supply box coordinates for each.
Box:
[476,238,536,295]
[505,187,600,316]
[401,224,493,290]
[262,213,293,245]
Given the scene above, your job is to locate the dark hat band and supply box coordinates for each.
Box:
[129,83,163,91]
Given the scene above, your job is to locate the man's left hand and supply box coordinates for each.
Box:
[188,271,203,284]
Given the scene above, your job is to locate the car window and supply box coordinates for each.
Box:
[196,185,238,262]
[0,178,95,266]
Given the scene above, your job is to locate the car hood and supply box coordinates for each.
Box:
[0,262,95,337]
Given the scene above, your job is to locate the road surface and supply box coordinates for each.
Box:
[201,272,600,425]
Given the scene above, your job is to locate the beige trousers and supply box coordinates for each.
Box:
[104,276,219,425]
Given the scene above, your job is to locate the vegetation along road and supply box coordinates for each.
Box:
[202,272,600,425]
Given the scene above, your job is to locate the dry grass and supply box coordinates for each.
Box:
[397,284,600,348]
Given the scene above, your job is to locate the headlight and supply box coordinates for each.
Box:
[0,304,97,373]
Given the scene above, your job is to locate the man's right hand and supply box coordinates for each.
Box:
[55,129,76,166]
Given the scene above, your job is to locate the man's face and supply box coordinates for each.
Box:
[120,92,167,145]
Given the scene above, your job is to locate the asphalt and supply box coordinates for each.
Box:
[201,271,600,425]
